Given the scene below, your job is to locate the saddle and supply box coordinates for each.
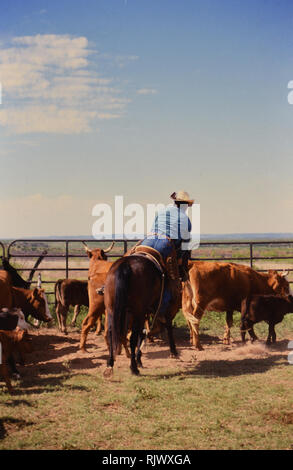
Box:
[130,245,165,274]
[128,243,180,283]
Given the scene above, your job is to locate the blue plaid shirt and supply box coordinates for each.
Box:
[150,204,192,246]
[141,204,192,258]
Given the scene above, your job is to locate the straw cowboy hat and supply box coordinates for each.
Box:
[170,190,194,206]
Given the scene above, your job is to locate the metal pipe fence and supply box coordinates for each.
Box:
[5,239,131,301]
[0,242,4,261]
[2,238,293,304]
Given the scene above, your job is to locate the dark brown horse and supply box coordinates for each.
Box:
[104,255,178,375]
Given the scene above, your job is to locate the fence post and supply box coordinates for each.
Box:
[123,240,128,254]
[65,241,69,278]
[249,243,253,268]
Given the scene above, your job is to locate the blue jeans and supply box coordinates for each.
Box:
[141,237,173,261]
[141,237,174,314]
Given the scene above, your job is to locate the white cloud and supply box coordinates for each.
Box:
[136,88,158,95]
[0,106,98,134]
[0,34,134,134]
[1,35,90,71]
[103,54,139,68]
[0,62,48,92]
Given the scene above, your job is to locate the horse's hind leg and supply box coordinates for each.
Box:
[165,314,178,358]
[130,318,143,375]
[106,326,114,368]
[104,312,115,377]
[136,328,147,368]
[122,338,131,358]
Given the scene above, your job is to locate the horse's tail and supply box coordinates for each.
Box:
[111,261,132,357]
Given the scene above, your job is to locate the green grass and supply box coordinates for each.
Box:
[0,358,292,450]
[1,310,292,450]
[2,241,293,449]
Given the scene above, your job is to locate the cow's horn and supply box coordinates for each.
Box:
[103,241,115,253]
[281,270,289,277]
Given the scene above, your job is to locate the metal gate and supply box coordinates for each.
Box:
[0,241,5,261]
[6,239,131,301]
[3,238,293,303]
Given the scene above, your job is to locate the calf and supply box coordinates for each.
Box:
[80,243,114,351]
[0,329,33,393]
[0,308,29,377]
[241,294,293,344]
[55,279,89,335]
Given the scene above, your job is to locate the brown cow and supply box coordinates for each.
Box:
[0,329,33,393]
[182,261,290,350]
[55,279,89,335]
[241,293,293,344]
[79,242,114,352]
[0,271,52,323]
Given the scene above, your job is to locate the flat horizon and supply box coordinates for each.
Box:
[1,231,293,241]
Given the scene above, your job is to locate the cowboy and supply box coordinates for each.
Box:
[135,191,194,337]
[96,191,194,296]
[141,190,194,281]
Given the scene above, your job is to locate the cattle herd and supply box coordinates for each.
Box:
[0,242,293,393]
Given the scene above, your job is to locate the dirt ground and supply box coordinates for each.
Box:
[20,325,292,381]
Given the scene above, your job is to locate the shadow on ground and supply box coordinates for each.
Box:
[145,352,287,380]
[0,417,34,440]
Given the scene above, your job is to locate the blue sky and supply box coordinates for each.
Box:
[1,0,293,237]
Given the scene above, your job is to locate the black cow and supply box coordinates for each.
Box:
[241,294,293,344]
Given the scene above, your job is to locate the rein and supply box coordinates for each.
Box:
[132,251,164,274]
[148,272,165,334]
